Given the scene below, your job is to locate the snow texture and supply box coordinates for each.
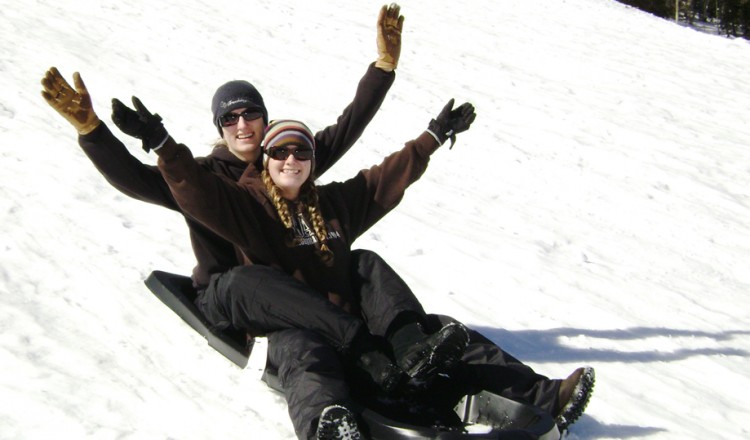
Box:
[1,0,749,438]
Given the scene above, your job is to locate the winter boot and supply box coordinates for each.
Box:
[348,331,404,394]
[555,366,596,431]
[316,405,361,440]
[391,321,470,381]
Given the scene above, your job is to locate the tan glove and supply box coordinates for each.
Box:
[41,67,101,135]
[375,3,404,72]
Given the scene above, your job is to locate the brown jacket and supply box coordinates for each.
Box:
[156,131,440,312]
[77,63,395,287]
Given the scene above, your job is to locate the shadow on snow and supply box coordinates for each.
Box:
[470,326,750,363]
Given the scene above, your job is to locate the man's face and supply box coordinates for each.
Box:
[219,108,265,162]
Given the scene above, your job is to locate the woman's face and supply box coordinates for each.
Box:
[266,139,313,200]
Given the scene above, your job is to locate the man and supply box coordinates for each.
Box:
[43,6,457,439]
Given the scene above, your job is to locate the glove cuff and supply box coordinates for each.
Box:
[375,55,397,72]
[427,119,458,149]
[76,116,102,135]
[425,129,441,145]
[151,133,170,152]
[427,118,456,143]
[142,117,168,152]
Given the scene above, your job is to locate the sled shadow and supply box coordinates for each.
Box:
[566,414,667,438]
[463,325,746,438]
[468,326,750,363]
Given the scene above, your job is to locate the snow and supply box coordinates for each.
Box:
[2,0,750,438]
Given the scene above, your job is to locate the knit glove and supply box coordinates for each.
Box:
[427,99,477,149]
[375,3,404,71]
[111,96,168,152]
[41,67,101,135]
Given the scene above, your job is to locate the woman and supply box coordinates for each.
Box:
[149,103,477,438]
[39,6,439,438]
[139,98,592,438]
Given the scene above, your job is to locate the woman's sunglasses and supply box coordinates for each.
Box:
[219,109,263,127]
[266,145,314,161]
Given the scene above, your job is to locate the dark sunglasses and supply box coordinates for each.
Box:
[219,109,263,127]
[266,145,314,161]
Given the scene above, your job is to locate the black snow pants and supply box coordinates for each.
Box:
[196,249,426,348]
[196,250,423,439]
[196,249,560,439]
[424,314,560,415]
[352,252,560,414]
[266,328,351,439]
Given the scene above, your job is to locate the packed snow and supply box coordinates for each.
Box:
[1,0,749,438]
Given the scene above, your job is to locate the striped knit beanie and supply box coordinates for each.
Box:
[263,119,316,155]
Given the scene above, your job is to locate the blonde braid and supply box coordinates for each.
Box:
[262,170,293,228]
[262,171,334,265]
[300,183,334,265]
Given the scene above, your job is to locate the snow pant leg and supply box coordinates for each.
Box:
[350,249,426,337]
[267,329,351,440]
[425,314,561,415]
[196,265,362,351]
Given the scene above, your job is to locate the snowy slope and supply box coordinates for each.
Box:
[1,0,749,438]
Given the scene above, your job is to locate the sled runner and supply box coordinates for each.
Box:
[145,270,560,440]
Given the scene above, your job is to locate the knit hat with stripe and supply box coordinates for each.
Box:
[262,119,316,155]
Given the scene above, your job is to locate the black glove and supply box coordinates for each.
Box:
[427,98,476,149]
[111,96,168,152]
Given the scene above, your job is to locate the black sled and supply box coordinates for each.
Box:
[145,270,560,440]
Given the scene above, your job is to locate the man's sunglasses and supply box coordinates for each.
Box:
[266,145,314,161]
[219,109,263,127]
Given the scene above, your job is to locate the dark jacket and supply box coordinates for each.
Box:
[77,63,395,288]
[155,131,440,313]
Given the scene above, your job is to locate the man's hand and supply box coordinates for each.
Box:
[41,67,101,135]
[375,3,404,72]
[111,96,168,152]
[427,99,477,149]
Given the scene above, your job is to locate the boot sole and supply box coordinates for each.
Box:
[556,366,595,431]
[317,405,362,440]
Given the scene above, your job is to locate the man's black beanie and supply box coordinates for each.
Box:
[211,80,269,136]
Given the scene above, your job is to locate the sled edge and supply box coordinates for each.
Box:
[144,270,251,368]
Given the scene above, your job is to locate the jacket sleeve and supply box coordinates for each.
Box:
[334,131,440,240]
[154,138,271,260]
[313,63,396,177]
[78,123,179,210]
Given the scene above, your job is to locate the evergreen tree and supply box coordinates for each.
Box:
[615,0,749,39]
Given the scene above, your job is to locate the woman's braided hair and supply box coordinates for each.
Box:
[262,169,334,265]
[261,119,334,265]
